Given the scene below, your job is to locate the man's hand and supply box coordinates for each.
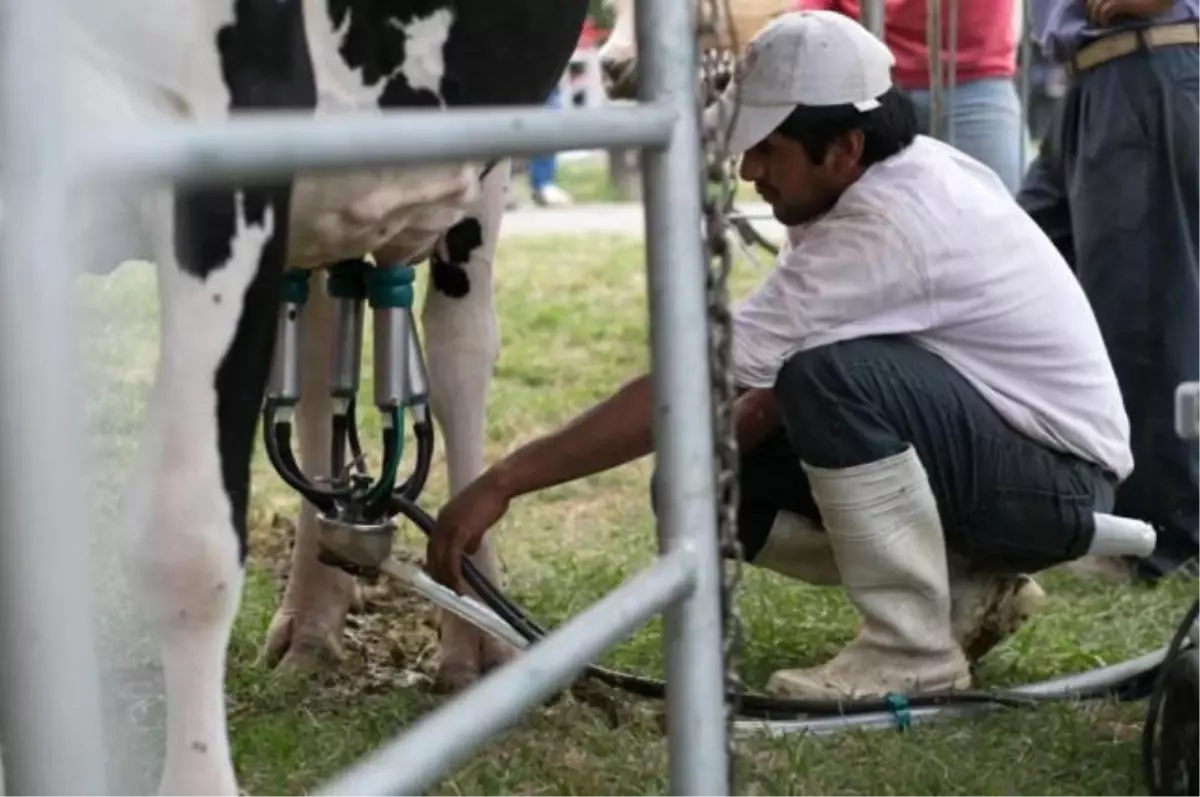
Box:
[425,374,657,592]
[1086,0,1174,26]
[426,471,513,594]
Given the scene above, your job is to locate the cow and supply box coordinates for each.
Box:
[597,0,789,98]
[45,0,589,793]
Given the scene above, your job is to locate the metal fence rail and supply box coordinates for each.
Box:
[319,549,697,796]
[861,0,885,39]
[0,0,110,792]
[0,0,728,794]
[79,105,677,187]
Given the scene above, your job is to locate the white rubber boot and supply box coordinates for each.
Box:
[752,515,1047,661]
[765,446,971,700]
[750,511,840,586]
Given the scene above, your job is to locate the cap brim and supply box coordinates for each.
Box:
[702,91,793,155]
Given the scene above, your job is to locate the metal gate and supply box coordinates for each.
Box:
[0,0,729,793]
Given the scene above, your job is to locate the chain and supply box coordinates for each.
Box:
[696,0,744,791]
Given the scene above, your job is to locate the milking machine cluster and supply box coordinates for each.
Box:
[260,265,1200,754]
[263,258,436,579]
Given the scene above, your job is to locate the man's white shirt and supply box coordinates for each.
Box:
[731,135,1134,479]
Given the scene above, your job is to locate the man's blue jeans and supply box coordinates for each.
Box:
[906,77,1024,194]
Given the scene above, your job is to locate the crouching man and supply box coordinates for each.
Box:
[425,10,1133,701]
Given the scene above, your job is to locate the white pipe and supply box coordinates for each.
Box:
[77,104,677,187]
[0,0,109,791]
[379,558,530,651]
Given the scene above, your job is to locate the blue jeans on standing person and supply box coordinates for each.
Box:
[906,77,1025,194]
[528,86,563,192]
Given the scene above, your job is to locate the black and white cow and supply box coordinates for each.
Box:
[52,0,587,792]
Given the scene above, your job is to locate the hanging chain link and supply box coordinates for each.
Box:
[696,0,745,790]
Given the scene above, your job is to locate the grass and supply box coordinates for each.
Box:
[551,157,631,204]
[77,234,1195,796]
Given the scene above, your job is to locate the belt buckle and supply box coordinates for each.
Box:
[1070,28,1135,75]
[1067,21,1198,77]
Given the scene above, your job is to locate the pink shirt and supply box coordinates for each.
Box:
[791,0,1017,89]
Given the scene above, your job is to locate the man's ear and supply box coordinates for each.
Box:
[827,129,866,174]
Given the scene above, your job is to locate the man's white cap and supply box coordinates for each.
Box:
[704,10,896,154]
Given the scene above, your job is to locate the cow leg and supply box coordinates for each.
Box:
[424,161,520,692]
[264,272,361,669]
[124,186,290,795]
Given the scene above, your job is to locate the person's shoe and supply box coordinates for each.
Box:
[949,570,1047,664]
[532,183,574,207]
[765,447,971,701]
[1060,554,1138,585]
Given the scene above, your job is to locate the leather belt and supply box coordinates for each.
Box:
[1068,21,1199,76]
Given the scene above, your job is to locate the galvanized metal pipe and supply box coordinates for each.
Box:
[0,0,110,792]
[860,0,886,40]
[315,549,697,796]
[1018,0,1034,169]
[636,0,731,791]
[946,0,958,147]
[78,105,676,187]
[926,0,944,141]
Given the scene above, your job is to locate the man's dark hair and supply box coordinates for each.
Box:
[774,87,918,168]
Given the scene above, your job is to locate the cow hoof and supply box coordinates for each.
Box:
[431,661,480,694]
[263,611,345,672]
[431,633,522,694]
[480,634,520,673]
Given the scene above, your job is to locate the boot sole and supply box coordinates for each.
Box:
[764,667,972,702]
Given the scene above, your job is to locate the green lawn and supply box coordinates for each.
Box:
[77,234,1195,796]
[552,157,632,204]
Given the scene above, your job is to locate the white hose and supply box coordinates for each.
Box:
[379,558,531,651]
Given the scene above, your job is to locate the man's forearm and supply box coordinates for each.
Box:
[486,374,783,501]
[490,373,655,498]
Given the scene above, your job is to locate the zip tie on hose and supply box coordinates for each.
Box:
[884,692,911,731]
